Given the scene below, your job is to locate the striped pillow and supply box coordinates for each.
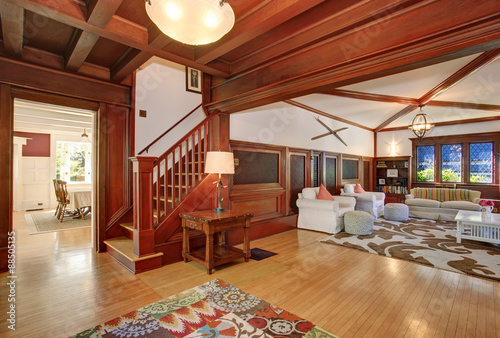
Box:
[413,188,471,202]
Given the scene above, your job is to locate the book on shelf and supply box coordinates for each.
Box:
[376,185,408,195]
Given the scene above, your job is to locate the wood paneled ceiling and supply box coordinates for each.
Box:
[1,0,500,127]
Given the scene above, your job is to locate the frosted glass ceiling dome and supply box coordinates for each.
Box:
[145,0,235,46]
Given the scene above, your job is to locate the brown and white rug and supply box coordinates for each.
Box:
[25,210,91,235]
[321,218,500,281]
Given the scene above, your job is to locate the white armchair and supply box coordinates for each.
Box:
[340,183,385,219]
[296,187,356,234]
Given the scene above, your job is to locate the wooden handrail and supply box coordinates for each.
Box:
[137,103,202,155]
[154,113,215,165]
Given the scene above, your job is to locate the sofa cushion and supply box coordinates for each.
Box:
[302,188,317,199]
[344,184,355,194]
[317,184,333,200]
[413,188,472,202]
[405,198,441,208]
[441,200,481,211]
[354,183,366,193]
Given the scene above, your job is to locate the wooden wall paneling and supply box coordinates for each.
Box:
[325,155,337,194]
[104,104,132,229]
[96,102,107,252]
[0,84,13,271]
[289,151,308,214]
[0,57,130,106]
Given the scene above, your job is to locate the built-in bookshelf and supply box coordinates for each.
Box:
[375,156,411,203]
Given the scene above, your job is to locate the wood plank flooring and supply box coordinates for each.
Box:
[1,210,500,337]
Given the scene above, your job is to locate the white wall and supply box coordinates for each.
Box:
[376,121,500,157]
[230,102,375,156]
[135,57,204,157]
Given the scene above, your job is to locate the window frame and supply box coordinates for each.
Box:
[411,132,499,186]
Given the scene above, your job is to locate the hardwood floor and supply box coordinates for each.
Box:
[1,211,500,337]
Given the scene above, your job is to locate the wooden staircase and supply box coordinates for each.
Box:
[104,114,223,273]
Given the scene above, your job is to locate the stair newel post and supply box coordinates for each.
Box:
[130,157,156,257]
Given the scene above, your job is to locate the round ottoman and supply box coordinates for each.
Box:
[384,203,409,221]
[344,211,373,235]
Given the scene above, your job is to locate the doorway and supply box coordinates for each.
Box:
[13,99,96,245]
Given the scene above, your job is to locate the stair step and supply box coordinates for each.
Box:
[104,237,163,274]
[120,222,134,240]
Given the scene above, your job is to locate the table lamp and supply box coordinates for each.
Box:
[204,151,235,212]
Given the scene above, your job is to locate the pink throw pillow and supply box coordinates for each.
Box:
[354,183,366,193]
[317,184,333,200]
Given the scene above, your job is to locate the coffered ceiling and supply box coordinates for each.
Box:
[1,0,500,130]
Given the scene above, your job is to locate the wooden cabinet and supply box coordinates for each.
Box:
[375,157,411,204]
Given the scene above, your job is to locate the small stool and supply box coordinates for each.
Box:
[384,203,409,221]
[344,211,373,235]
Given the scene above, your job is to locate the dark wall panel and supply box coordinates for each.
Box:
[290,154,305,213]
[233,150,279,185]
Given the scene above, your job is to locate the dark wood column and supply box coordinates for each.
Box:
[0,84,13,271]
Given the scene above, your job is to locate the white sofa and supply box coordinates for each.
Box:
[340,183,385,219]
[405,188,481,221]
[296,187,356,234]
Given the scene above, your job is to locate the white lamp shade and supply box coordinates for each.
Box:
[145,0,235,45]
[205,151,235,174]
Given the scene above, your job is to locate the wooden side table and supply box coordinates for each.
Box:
[180,210,253,274]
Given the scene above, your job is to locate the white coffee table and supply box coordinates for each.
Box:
[455,210,500,244]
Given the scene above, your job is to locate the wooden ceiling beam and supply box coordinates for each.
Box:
[65,0,123,72]
[426,100,500,111]
[418,48,500,105]
[323,89,418,105]
[380,115,500,132]
[6,0,230,77]
[284,99,373,131]
[207,0,500,113]
[194,0,325,65]
[230,0,430,75]
[375,48,500,131]
[0,1,24,57]
[110,27,171,83]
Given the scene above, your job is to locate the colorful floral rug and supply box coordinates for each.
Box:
[72,279,337,338]
[321,218,500,281]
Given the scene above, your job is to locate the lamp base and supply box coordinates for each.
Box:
[214,207,225,213]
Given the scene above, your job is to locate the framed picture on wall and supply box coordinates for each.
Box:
[186,67,202,93]
[387,169,398,177]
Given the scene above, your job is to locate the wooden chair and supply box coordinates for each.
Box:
[56,180,71,222]
[53,179,62,217]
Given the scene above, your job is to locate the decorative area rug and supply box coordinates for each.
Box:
[72,279,337,338]
[321,218,500,281]
[24,210,91,235]
[250,248,278,261]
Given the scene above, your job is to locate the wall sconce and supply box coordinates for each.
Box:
[390,143,398,156]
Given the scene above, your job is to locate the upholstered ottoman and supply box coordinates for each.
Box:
[384,203,409,221]
[344,210,373,235]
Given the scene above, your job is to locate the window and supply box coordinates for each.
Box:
[441,144,462,182]
[412,133,497,185]
[470,142,493,183]
[56,141,92,183]
[416,145,434,181]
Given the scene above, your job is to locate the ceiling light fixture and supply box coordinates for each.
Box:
[145,0,235,46]
[81,129,89,140]
[408,105,434,140]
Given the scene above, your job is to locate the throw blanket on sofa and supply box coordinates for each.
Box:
[413,188,471,202]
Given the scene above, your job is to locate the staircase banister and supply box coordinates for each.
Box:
[154,112,215,165]
[137,103,202,155]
